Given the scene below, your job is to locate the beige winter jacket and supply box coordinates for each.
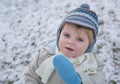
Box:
[24,47,106,84]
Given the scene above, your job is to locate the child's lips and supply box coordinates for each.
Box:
[65,47,74,51]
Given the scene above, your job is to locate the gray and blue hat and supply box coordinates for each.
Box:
[57,4,98,52]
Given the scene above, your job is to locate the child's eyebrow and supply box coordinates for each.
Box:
[62,31,69,33]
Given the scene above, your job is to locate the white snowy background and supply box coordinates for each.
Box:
[0,0,120,84]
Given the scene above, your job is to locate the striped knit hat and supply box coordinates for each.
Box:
[57,4,98,52]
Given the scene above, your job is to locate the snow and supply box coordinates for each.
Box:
[0,0,120,84]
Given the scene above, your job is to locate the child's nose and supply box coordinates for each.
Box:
[67,38,76,45]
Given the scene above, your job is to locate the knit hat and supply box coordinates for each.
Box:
[57,3,98,52]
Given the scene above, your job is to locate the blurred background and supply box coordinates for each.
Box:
[0,0,120,84]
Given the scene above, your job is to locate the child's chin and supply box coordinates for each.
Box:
[66,54,76,58]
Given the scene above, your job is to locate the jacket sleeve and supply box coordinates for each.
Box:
[78,71,106,84]
[24,47,54,84]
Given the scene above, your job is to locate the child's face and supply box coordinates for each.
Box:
[58,23,89,58]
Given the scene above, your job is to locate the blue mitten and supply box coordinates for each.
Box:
[53,54,82,84]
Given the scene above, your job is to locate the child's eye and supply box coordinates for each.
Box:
[76,38,83,42]
[64,34,70,38]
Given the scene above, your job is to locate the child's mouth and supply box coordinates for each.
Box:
[65,47,74,51]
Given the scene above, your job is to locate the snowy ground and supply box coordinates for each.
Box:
[0,0,120,84]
